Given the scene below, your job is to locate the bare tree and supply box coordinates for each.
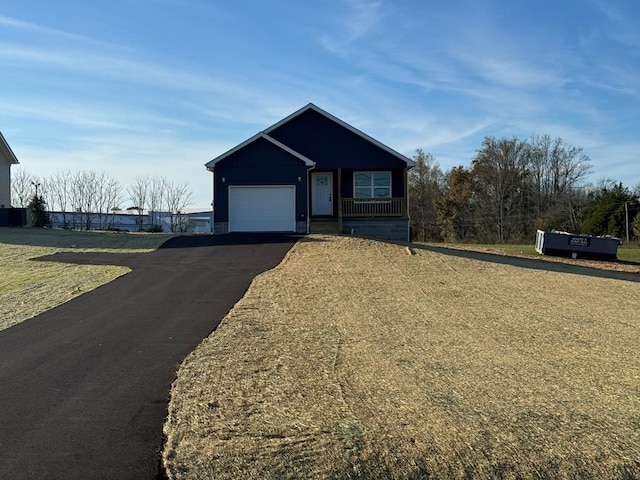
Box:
[11,168,37,208]
[632,210,640,240]
[86,172,121,230]
[128,176,150,231]
[104,177,124,229]
[472,136,529,243]
[408,149,444,241]
[83,172,123,230]
[41,177,55,210]
[92,172,108,230]
[148,176,166,230]
[68,170,100,230]
[46,171,73,228]
[68,172,82,229]
[164,180,193,232]
[526,134,592,228]
[82,171,100,230]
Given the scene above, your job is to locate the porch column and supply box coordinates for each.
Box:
[337,168,343,232]
[402,167,408,217]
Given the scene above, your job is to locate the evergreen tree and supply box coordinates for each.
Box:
[28,194,49,228]
[581,183,636,237]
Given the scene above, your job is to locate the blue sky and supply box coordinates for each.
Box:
[1,0,639,207]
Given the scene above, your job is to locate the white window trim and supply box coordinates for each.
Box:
[353,171,392,199]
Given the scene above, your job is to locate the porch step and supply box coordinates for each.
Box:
[309,221,339,234]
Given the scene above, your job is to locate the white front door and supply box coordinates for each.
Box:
[312,172,333,215]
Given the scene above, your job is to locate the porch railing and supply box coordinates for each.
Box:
[342,197,404,217]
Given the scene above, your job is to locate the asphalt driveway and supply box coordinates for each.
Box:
[0,233,299,480]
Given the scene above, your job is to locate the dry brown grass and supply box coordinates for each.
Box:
[163,234,640,479]
[0,228,172,331]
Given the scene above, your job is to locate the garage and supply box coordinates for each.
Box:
[228,186,296,232]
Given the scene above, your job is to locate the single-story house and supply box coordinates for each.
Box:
[205,103,415,241]
[0,131,19,209]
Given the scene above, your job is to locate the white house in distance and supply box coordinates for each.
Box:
[0,131,19,209]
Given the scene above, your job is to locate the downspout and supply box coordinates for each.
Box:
[207,166,215,234]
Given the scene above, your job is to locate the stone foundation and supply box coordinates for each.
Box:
[342,217,409,242]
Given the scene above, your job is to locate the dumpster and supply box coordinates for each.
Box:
[535,229,621,261]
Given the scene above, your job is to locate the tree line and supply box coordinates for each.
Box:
[409,134,640,243]
[11,170,194,232]
[11,134,639,242]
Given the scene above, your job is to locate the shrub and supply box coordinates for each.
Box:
[144,224,164,233]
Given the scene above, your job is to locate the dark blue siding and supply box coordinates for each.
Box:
[213,137,309,223]
[269,109,407,170]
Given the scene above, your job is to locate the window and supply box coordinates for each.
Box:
[354,171,391,198]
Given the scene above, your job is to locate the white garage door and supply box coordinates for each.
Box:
[228,186,296,232]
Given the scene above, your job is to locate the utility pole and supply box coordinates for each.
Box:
[31,181,40,198]
[625,202,630,243]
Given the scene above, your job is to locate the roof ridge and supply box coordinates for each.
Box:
[263,104,414,167]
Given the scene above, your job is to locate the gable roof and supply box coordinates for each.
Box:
[0,131,19,165]
[205,132,315,171]
[264,103,415,168]
[205,103,415,171]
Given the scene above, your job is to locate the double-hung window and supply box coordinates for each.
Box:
[354,171,391,199]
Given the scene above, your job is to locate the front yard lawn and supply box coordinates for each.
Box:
[164,235,640,479]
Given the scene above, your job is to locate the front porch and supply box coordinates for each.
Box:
[309,167,409,240]
[310,197,406,232]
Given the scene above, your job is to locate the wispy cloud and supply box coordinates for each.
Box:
[318,0,383,52]
[341,0,383,41]
[0,41,210,93]
[0,14,130,51]
[451,53,566,89]
[589,0,640,48]
[2,98,192,132]
[0,14,82,39]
